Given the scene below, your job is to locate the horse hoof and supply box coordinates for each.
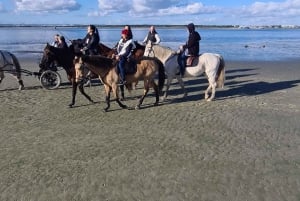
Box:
[19,86,24,90]
[154,102,159,106]
[135,105,140,110]
[68,104,74,108]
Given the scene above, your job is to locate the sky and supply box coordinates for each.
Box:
[0,0,300,25]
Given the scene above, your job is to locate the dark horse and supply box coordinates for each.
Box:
[39,43,94,107]
[0,50,24,90]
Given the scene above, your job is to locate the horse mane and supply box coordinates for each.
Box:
[82,55,114,68]
[134,41,145,50]
[99,42,111,51]
[150,44,176,60]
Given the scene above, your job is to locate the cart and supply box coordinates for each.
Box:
[1,67,62,90]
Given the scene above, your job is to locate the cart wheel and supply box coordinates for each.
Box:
[40,70,61,90]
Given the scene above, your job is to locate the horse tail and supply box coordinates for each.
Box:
[216,55,225,88]
[155,57,165,93]
[9,52,22,80]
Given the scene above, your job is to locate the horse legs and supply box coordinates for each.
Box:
[78,82,94,104]
[69,82,78,108]
[152,80,160,106]
[176,75,187,98]
[162,77,172,101]
[205,81,216,101]
[112,84,127,109]
[119,84,125,101]
[135,88,149,110]
[135,80,150,110]
[18,79,24,90]
[103,85,111,112]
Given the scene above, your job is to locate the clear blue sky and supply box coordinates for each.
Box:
[0,0,299,25]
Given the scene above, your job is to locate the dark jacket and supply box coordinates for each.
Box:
[82,32,100,55]
[146,32,157,43]
[57,36,68,49]
[183,23,201,56]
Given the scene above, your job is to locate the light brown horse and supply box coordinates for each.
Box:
[74,54,165,110]
[74,55,126,112]
[98,42,155,99]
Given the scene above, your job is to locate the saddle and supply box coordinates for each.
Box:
[186,56,197,66]
[124,57,137,75]
[115,57,137,75]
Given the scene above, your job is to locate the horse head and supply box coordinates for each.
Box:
[132,41,145,60]
[39,43,57,69]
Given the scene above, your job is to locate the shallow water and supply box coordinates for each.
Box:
[1,26,300,61]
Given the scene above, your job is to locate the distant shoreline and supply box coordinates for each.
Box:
[0,24,300,29]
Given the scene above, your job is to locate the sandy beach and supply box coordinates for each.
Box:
[0,57,300,200]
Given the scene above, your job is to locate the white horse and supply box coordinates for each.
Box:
[144,42,225,101]
[0,50,24,90]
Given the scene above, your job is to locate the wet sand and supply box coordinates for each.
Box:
[0,57,300,200]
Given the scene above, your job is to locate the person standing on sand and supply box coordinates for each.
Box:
[143,25,161,45]
[177,23,201,77]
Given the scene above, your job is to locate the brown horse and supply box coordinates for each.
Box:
[74,54,165,110]
[97,42,160,100]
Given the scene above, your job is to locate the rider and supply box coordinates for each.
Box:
[57,35,68,49]
[124,25,133,40]
[51,34,60,47]
[81,25,100,55]
[143,25,161,45]
[115,29,135,85]
[177,23,201,77]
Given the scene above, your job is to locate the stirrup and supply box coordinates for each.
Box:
[117,80,127,86]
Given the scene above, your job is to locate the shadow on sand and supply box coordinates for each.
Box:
[166,67,300,103]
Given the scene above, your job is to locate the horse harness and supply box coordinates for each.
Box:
[0,50,15,70]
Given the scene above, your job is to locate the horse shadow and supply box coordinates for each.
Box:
[166,68,257,102]
[165,67,300,103]
[217,79,300,100]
